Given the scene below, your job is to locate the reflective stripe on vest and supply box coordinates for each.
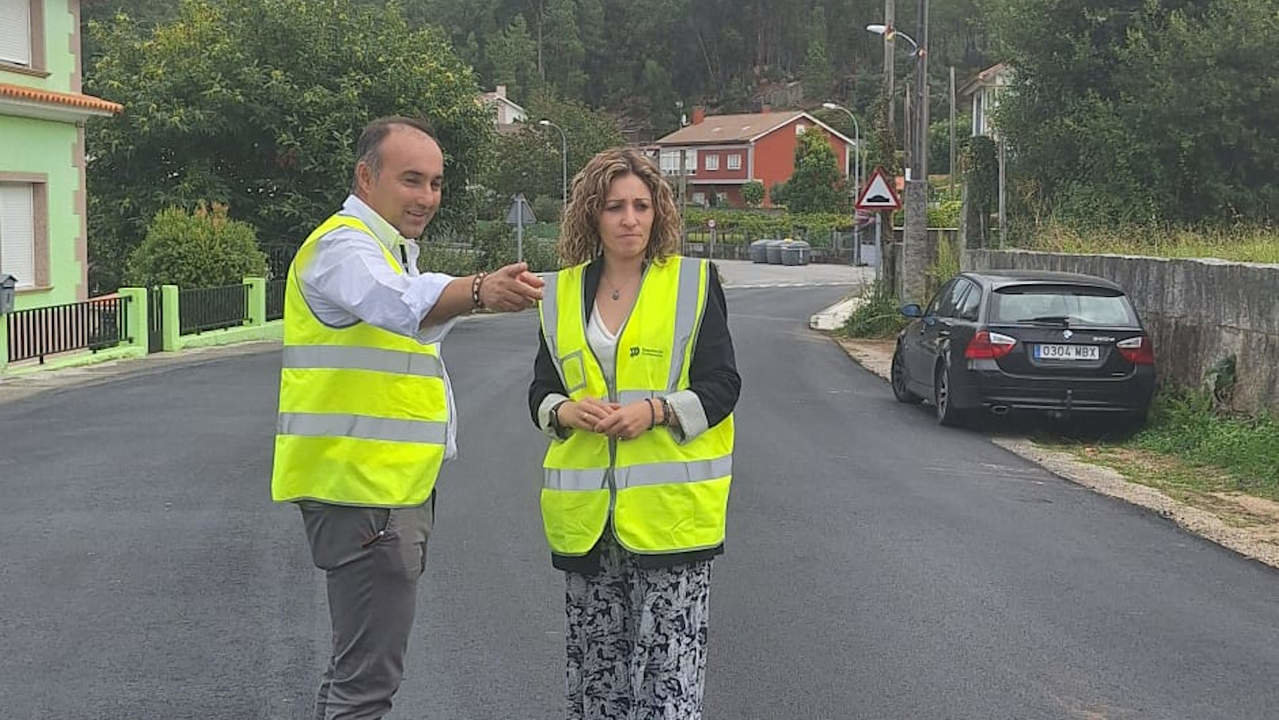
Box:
[538,257,734,556]
[282,345,444,378]
[271,214,448,508]
[278,412,448,444]
[545,453,732,491]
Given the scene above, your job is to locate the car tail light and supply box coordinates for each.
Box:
[966,330,1017,360]
[1117,335,1155,365]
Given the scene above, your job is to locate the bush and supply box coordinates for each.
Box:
[769,181,788,207]
[532,196,563,224]
[1132,388,1279,497]
[891,200,963,228]
[683,208,854,237]
[416,243,480,276]
[742,181,765,207]
[126,204,266,289]
[473,222,561,272]
[925,230,962,299]
[843,280,909,338]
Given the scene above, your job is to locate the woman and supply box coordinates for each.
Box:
[529,147,740,719]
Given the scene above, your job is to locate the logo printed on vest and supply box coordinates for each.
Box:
[629,346,665,359]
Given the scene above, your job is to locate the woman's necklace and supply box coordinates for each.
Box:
[602,273,636,301]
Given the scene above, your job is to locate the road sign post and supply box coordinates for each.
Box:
[854,167,903,285]
[505,194,537,262]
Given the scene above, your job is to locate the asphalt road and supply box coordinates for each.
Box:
[2,284,1278,719]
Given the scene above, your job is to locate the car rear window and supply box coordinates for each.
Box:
[991,284,1137,326]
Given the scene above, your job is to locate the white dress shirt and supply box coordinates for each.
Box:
[298,195,461,460]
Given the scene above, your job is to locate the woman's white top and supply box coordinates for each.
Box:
[586,301,620,388]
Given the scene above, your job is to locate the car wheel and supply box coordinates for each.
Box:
[891,346,923,404]
[935,362,966,427]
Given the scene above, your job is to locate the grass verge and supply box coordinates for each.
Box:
[1017,223,1279,264]
[840,280,909,338]
[1039,389,1279,505]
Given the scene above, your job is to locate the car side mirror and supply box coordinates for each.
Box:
[900,303,923,318]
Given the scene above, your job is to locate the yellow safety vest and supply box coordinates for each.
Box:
[538,256,734,556]
[270,214,449,507]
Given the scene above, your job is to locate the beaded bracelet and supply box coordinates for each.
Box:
[471,272,487,309]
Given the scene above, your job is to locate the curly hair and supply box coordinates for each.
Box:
[557,147,682,266]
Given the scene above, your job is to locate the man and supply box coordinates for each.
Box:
[270,116,543,720]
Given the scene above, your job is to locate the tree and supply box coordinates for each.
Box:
[801,6,833,99]
[769,181,788,207]
[786,130,843,213]
[542,0,587,99]
[485,15,540,102]
[84,0,493,293]
[984,0,1279,225]
[742,181,765,208]
[640,59,680,132]
[480,90,624,214]
[929,113,970,176]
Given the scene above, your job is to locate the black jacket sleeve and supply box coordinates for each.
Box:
[529,325,566,427]
[686,264,740,427]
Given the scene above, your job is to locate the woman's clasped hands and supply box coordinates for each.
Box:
[556,397,662,441]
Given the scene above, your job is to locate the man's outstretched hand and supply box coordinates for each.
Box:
[480,262,545,312]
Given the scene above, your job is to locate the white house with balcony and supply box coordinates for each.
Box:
[958,63,1014,138]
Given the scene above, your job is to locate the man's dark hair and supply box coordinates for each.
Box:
[351,116,437,191]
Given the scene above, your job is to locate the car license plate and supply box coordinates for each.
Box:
[1035,344,1100,361]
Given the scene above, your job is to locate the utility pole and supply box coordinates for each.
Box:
[998,135,1006,248]
[949,66,956,200]
[903,82,911,175]
[884,0,895,134]
[917,0,929,180]
[901,0,931,303]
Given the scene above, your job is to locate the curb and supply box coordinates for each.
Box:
[830,336,1279,570]
[808,294,866,331]
[0,310,520,407]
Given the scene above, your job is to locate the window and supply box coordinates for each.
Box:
[924,280,953,317]
[956,281,983,321]
[704,154,719,171]
[660,149,697,175]
[0,183,36,288]
[992,285,1137,326]
[795,124,808,135]
[727,154,741,170]
[938,278,972,318]
[660,150,680,175]
[691,192,706,206]
[0,0,36,67]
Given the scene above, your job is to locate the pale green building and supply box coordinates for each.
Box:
[0,0,121,310]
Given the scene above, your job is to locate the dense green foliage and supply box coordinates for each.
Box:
[84,0,492,293]
[786,130,845,214]
[985,0,1279,226]
[126,205,266,288]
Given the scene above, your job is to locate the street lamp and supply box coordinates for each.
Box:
[538,119,567,212]
[865,24,919,56]
[867,22,926,178]
[870,13,931,302]
[822,102,864,266]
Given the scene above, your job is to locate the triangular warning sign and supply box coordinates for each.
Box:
[855,167,902,211]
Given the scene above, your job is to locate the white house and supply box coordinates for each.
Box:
[478,85,526,130]
[958,63,1014,138]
